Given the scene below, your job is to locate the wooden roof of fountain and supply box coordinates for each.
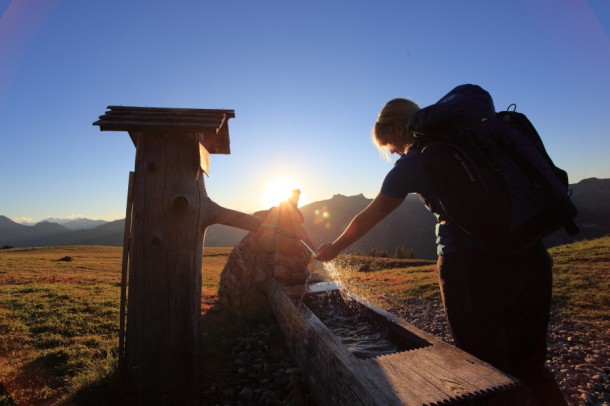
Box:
[93,106,235,154]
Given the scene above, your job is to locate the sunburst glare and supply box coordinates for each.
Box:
[262,176,301,208]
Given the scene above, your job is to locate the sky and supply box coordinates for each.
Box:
[1,0,609,223]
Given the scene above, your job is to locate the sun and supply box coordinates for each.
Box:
[262,176,301,208]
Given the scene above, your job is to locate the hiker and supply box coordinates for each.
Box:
[315,92,568,405]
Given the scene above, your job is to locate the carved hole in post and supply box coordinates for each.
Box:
[172,195,190,211]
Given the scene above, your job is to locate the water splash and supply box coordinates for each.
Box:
[300,259,352,309]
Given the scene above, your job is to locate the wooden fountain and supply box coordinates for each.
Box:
[94,106,262,405]
[217,191,536,405]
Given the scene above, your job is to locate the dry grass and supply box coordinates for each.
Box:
[0,245,233,405]
[548,236,610,329]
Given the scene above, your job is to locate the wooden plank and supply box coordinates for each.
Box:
[118,171,135,370]
[199,141,210,176]
[98,116,223,126]
[96,121,220,130]
[100,114,229,123]
[373,350,535,405]
[373,351,494,403]
[363,355,454,405]
[381,344,532,398]
[99,111,224,120]
[105,105,235,117]
[103,109,230,117]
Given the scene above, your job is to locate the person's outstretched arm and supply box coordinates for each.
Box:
[316,193,404,261]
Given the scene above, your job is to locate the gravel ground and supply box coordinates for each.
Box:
[387,298,610,406]
[201,321,316,406]
[202,298,609,406]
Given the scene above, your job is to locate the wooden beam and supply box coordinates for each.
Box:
[104,105,235,116]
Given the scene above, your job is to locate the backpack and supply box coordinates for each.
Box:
[406,84,578,252]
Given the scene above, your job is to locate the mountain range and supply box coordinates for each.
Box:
[2,177,609,259]
[34,217,108,230]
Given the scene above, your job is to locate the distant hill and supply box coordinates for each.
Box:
[544,177,610,247]
[0,217,124,248]
[1,177,609,259]
[0,217,72,246]
[51,217,108,230]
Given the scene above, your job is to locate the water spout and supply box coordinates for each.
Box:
[206,199,262,232]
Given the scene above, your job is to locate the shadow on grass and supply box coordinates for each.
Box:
[65,302,256,405]
[68,367,134,406]
[66,297,283,405]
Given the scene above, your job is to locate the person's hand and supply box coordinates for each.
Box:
[315,243,340,262]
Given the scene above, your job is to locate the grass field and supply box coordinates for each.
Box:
[0,238,608,404]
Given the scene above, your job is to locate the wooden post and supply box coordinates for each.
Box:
[93,106,250,404]
[125,131,206,404]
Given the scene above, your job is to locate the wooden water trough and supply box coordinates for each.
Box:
[267,280,536,405]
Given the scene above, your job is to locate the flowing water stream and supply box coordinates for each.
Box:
[307,298,408,358]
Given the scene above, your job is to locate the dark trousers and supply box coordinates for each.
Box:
[437,242,567,405]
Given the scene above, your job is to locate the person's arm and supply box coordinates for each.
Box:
[316,192,404,261]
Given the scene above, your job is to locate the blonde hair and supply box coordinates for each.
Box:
[372,98,420,160]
